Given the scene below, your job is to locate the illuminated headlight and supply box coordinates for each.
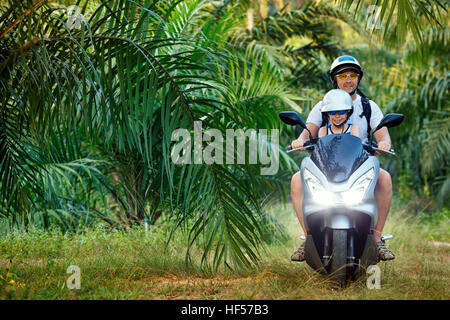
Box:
[341,168,375,205]
[304,169,334,206]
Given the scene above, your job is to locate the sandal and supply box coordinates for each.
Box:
[377,240,395,261]
[291,242,306,262]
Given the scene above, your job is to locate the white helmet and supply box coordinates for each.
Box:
[329,55,363,79]
[321,89,353,116]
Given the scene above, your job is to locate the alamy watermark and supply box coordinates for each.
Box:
[366,5,382,30]
[171,121,280,175]
[66,5,85,30]
[366,265,381,289]
[66,265,81,290]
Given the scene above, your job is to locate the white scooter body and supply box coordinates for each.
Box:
[301,151,379,231]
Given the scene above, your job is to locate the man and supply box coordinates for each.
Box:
[290,55,395,262]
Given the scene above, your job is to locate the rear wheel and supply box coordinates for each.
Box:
[330,229,347,286]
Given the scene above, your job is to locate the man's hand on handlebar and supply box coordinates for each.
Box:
[363,141,395,156]
[376,141,391,155]
[288,138,316,152]
[291,137,305,150]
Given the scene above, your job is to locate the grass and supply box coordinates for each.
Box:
[0,200,449,300]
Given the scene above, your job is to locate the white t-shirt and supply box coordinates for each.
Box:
[306,95,384,143]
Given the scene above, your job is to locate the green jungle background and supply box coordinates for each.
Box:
[0,0,448,299]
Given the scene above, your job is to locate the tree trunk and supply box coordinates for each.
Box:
[274,0,284,11]
[246,8,254,30]
[259,0,268,19]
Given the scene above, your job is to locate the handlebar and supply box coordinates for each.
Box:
[287,143,314,153]
[287,140,395,155]
[363,143,396,156]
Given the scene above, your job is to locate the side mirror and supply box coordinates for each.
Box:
[279,112,307,129]
[374,113,404,132]
[279,111,313,141]
[369,113,404,146]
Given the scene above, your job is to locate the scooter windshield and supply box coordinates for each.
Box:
[311,134,368,183]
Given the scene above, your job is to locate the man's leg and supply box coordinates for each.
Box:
[373,169,395,260]
[290,172,307,261]
[291,172,307,235]
[373,169,392,241]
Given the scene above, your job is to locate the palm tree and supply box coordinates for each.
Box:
[0,0,300,269]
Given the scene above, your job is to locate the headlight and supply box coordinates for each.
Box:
[303,169,334,206]
[341,168,375,205]
[304,168,375,207]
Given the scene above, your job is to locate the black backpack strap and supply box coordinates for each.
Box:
[360,96,372,137]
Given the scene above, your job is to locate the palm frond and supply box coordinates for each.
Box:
[335,0,447,46]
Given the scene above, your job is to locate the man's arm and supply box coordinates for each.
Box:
[291,101,322,149]
[369,100,391,150]
[373,127,391,151]
[291,123,319,149]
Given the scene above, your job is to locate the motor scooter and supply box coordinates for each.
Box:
[280,112,404,285]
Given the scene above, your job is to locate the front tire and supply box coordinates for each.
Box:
[330,229,347,286]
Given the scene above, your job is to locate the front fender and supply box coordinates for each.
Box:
[324,214,356,229]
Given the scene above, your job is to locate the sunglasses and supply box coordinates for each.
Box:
[336,72,359,80]
[328,110,348,115]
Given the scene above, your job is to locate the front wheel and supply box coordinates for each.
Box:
[329,229,347,286]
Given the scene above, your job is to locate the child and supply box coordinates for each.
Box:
[318,89,360,138]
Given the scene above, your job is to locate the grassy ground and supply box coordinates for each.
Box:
[0,201,448,300]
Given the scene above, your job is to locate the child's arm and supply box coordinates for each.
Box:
[350,124,360,138]
[318,126,327,138]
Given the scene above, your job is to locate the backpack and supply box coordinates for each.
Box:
[320,96,372,137]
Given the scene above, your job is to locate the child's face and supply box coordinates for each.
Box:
[328,111,348,126]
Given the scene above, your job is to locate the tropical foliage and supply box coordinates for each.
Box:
[0,0,448,270]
